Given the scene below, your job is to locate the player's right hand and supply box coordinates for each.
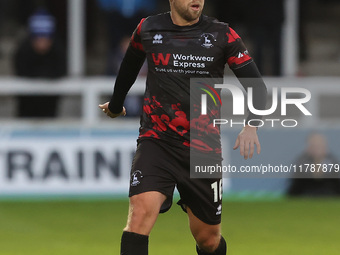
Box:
[98,102,126,118]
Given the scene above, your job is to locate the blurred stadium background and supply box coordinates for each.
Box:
[0,0,339,254]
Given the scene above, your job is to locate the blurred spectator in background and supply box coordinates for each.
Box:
[15,0,68,45]
[287,133,340,197]
[13,8,66,118]
[96,0,156,75]
[215,0,284,76]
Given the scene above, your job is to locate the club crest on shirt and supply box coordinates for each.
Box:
[131,170,143,186]
[200,33,216,48]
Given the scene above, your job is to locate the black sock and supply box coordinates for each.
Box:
[120,231,149,255]
[196,236,227,255]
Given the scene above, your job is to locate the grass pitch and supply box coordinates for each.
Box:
[0,198,339,255]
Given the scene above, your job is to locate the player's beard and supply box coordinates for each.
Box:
[172,1,203,23]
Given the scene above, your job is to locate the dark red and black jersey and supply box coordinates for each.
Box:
[130,12,252,156]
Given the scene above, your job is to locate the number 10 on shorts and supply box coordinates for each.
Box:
[211,180,223,202]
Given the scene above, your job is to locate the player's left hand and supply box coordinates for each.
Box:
[233,125,261,160]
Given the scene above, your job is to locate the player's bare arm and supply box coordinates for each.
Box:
[232,60,267,160]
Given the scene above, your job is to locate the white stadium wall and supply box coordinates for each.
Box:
[0,129,137,197]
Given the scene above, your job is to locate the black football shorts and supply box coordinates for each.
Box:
[129,138,223,225]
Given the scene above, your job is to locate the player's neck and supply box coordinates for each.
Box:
[170,11,200,26]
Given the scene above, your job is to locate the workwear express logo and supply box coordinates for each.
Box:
[152,53,215,68]
[199,82,312,128]
[152,53,171,65]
